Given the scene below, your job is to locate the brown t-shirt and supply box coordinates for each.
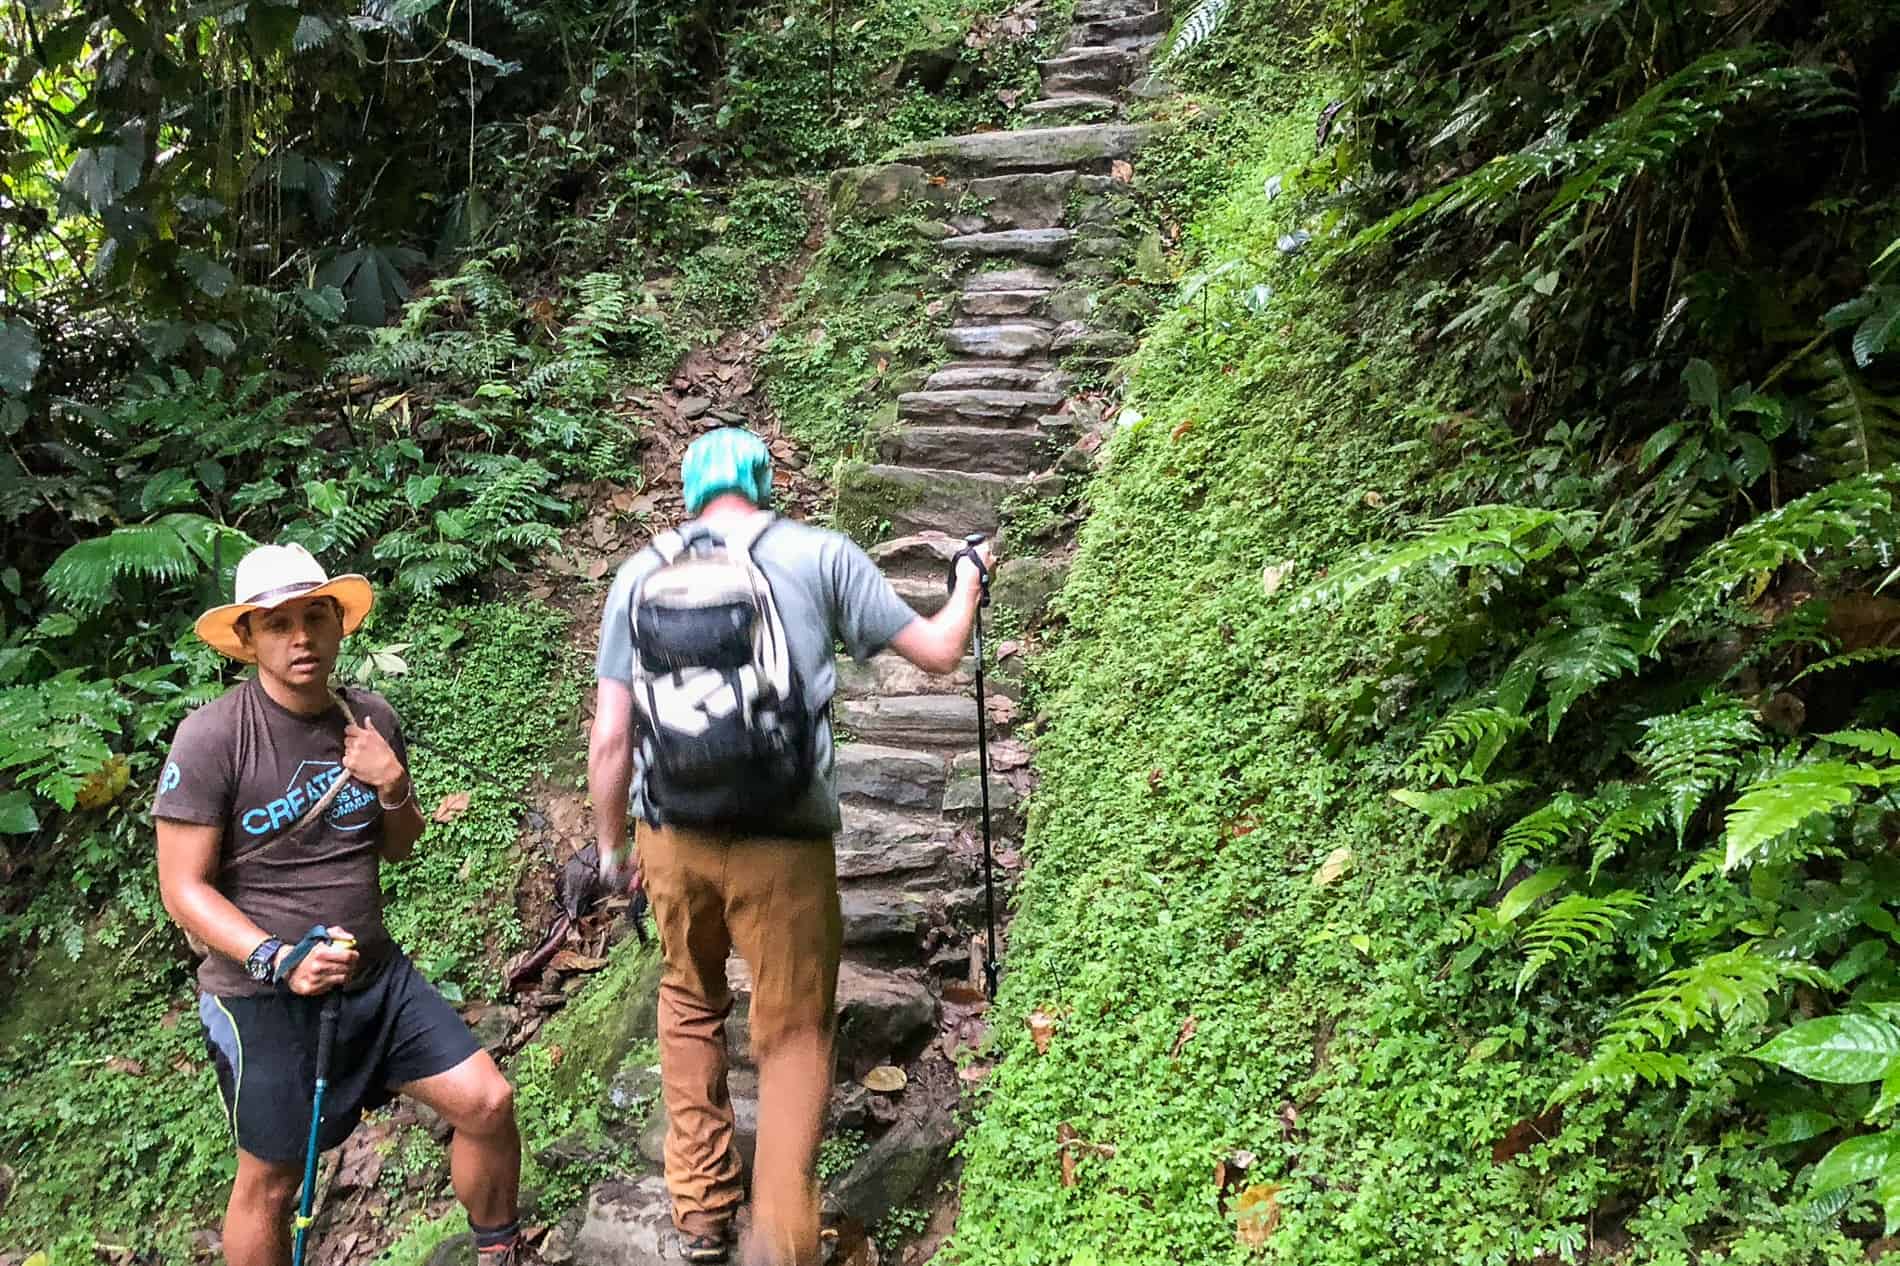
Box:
[152,677,409,997]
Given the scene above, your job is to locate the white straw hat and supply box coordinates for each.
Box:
[193,543,374,662]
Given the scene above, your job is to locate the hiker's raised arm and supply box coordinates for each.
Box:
[589,678,636,873]
[888,540,994,674]
[343,714,422,861]
[157,818,278,966]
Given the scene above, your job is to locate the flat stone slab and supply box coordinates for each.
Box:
[834,741,946,808]
[825,1112,960,1229]
[835,803,954,878]
[897,388,1065,426]
[1021,95,1121,123]
[840,463,1033,537]
[878,424,1053,476]
[964,266,1062,292]
[894,123,1158,174]
[940,227,1073,264]
[835,650,975,698]
[723,959,935,1070]
[888,573,948,617]
[836,694,979,747]
[966,172,1078,230]
[842,887,931,945]
[573,1177,676,1266]
[959,289,1050,318]
[923,363,1070,393]
[868,532,965,572]
[942,321,1054,359]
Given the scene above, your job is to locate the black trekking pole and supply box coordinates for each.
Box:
[950,533,1001,1000]
[293,991,343,1266]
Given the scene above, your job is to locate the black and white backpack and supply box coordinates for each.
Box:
[629,515,815,829]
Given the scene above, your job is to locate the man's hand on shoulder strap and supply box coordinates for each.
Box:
[344,715,406,801]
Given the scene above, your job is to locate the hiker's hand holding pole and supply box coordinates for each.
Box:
[277,927,359,996]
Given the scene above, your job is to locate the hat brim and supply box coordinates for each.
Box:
[194,576,375,662]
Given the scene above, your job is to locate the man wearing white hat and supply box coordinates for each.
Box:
[154,543,523,1266]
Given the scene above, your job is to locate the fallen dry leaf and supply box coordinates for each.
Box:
[1170,1015,1198,1061]
[1170,418,1195,442]
[1111,159,1134,183]
[1058,1122,1080,1188]
[942,983,989,1007]
[985,695,1018,725]
[431,791,472,823]
[1363,490,1385,507]
[958,1062,992,1083]
[548,1044,564,1067]
[1027,1008,1057,1055]
[106,1056,144,1077]
[1491,1104,1563,1164]
[862,1065,908,1093]
[996,639,1022,661]
[1234,1183,1282,1248]
[586,557,611,580]
[1148,767,1165,792]
[1261,560,1296,597]
[549,950,610,973]
[1313,846,1354,888]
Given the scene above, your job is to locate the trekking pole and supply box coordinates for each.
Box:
[292,990,343,1266]
[951,533,1002,1000]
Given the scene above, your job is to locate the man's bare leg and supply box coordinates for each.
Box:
[223,1149,302,1266]
[399,1050,522,1229]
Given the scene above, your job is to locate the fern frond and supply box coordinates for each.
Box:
[1538,620,1647,737]
[1585,783,1671,876]
[1412,705,1531,783]
[1794,647,1900,682]
[1804,350,1900,479]
[1390,780,1530,837]
[42,514,243,612]
[1723,757,1895,869]
[1637,698,1761,838]
[1161,0,1234,66]
[1494,792,1600,883]
[1516,889,1649,996]
[1293,506,1593,611]
[1820,729,1900,760]
[1656,473,1895,649]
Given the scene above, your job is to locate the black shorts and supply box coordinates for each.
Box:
[198,953,480,1164]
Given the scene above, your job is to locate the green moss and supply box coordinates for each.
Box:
[831,461,933,546]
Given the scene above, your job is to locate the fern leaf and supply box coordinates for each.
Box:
[1412,704,1531,783]
[1585,783,1671,876]
[1293,506,1593,611]
[1494,792,1600,884]
[1724,758,1894,870]
[1539,620,1647,737]
[1657,473,1895,649]
[1806,350,1900,478]
[1638,698,1761,837]
[1161,0,1234,66]
[1821,729,1900,760]
[1390,780,1529,837]
[1516,889,1648,996]
[42,513,238,612]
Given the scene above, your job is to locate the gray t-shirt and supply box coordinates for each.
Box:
[596,512,919,837]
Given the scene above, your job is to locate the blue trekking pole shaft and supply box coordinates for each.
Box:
[293,993,342,1266]
[959,533,1002,1000]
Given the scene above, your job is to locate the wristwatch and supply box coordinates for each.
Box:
[245,937,285,983]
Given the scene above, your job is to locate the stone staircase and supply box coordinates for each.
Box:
[571,2,1167,1259]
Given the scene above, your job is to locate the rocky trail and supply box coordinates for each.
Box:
[323,4,1175,1262]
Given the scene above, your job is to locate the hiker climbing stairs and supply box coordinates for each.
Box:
[572,1,1167,1256]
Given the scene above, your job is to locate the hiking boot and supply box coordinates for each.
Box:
[678,1230,730,1263]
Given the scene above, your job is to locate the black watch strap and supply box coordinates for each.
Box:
[246,937,284,983]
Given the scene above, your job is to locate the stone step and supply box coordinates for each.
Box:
[1041,46,1139,95]
[962,172,1078,231]
[836,802,958,877]
[923,362,1071,393]
[836,694,979,748]
[877,424,1053,477]
[835,463,1038,538]
[940,227,1074,264]
[894,122,1157,174]
[636,1069,761,1172]
[868,531,966,575]
[963,265,1063,292]
[897,388,1065,426]
[823,1113,960,1232]
[842,886,932,947]
[942,321,1055,360]
[1022,95,1122,125]
[890,574,948,617]
[835,741,946,808]
[836,649,976,698]
[958,288,1053,318]
[1076,0,1154,19]
[724,958,938,1073]
[1067,9,1168,49]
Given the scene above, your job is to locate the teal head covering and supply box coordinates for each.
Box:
[681,427,774,515]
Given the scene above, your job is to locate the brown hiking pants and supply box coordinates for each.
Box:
[636,820,843,1266]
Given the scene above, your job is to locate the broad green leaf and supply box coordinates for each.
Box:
[1766,1110,1839,1145]
[0,318,42,395]
[1638,422,1687,472]
[1753,1014,1900,1084]
[1684,359,1721,413]
[1811,1129,1900,1194]
[0,791,39,835]
[1881,1170,1900,1236]
[1496,866,1576,925]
